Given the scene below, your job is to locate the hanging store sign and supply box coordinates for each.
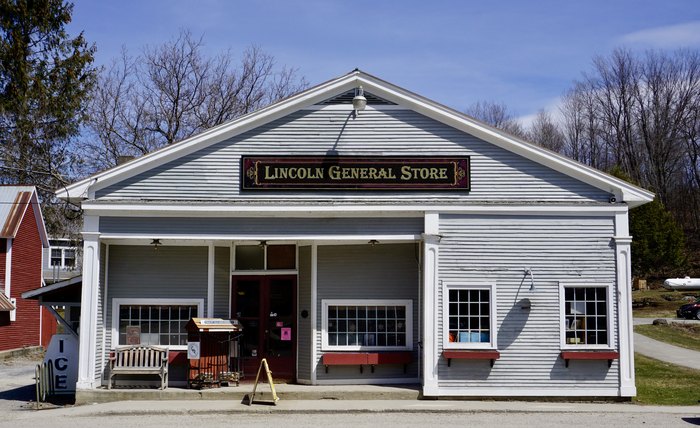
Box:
[241,156,470,190]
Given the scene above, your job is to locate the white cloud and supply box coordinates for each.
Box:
[619,21,700,48]
[516,97,565,130]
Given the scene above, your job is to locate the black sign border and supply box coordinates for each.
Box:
[240,155,471,192]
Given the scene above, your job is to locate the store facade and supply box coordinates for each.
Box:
[59,70,653,398]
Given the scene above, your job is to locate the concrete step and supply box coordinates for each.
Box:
[76,383,421,405]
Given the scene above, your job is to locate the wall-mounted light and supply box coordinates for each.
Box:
[352,86,367,115]
[151,239,162,250]
[368,239,379,246]
[524,268,535,291]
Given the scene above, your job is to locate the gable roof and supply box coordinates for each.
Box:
[0,186,49,247]
[57,70,654,208]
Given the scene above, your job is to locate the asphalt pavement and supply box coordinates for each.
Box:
[633,317,700,370]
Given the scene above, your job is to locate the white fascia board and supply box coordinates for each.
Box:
[81,202,629,217]
[30,191,50,248]
[56,73,364,201]
[351,74,655,208]
[98,234,420,242]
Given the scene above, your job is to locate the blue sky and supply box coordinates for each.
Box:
[68,1,700,125]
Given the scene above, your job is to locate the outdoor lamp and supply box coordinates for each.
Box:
[352,86,367,114]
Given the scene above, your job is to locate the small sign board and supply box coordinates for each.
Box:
[281,327,291,341]
[187,341,201,359]
[126,326,141,345]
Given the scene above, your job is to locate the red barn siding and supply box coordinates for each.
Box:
[0,203,43,352]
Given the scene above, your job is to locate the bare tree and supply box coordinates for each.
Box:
[559,48,700,252]
[560,82,607,168]
[464,100,528,139]
[81,30,307,173]
[527,109,565,152]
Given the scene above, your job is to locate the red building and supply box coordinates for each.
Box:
[0,186,53,351]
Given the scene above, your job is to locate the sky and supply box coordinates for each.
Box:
[68,0,700,126]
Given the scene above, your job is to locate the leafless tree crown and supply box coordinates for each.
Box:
[81,30,307,173]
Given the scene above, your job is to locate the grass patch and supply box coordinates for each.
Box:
[632,288,698,318]
[635,353,700,405]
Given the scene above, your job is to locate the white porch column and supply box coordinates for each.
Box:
[76,216,100,390]
[421,212,440,396]
[310,243,318,385]
[207,242,215,317]
[614,210,636,397]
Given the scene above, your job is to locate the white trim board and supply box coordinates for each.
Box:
[80,203,629,217]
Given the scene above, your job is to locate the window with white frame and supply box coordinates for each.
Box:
[322,300,412,351]
[562,285,610,347]
[113,299,203,349]
[443,283,497,349]
[49,240,77,268]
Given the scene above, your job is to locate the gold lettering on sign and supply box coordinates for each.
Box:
[264,166,325,180]
[328,166,398,180]
[400,166,448,180]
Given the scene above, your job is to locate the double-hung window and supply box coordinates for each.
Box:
[322,300,413,351]
[560,284,611,348]
[112,299,203,350]
[443,282,497,349]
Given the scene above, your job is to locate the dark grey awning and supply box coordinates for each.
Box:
[22,275,82,305]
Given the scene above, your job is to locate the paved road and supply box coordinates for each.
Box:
[633,317,700,370]
[2,408,700,428]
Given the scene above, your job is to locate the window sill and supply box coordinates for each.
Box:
[442,350,500,367]
[560,350,619,368]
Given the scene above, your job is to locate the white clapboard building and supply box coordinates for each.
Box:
[59,70,653,398]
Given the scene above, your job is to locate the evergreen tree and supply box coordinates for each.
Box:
[0,0,95,234]
[630,198,686,277]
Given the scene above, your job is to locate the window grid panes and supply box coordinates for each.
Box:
[327,305,407,348]
[63,249,76,267]
[448,289,490,344]
[50,249,62,266]
[118,304,197,347]
[564,287,608,345]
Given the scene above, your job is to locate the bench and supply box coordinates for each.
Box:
[443,350,501,367]
[108,345,169,389]
[560,351,619,368]
[322,352,412,373]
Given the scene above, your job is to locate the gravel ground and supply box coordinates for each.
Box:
[0,352,46,413]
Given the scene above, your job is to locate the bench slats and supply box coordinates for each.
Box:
[109,346,169,389]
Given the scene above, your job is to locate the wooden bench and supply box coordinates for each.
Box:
[108,345,169,389]
[322,352,412,373]
[443,350,501,367]
[560,351,619,368]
